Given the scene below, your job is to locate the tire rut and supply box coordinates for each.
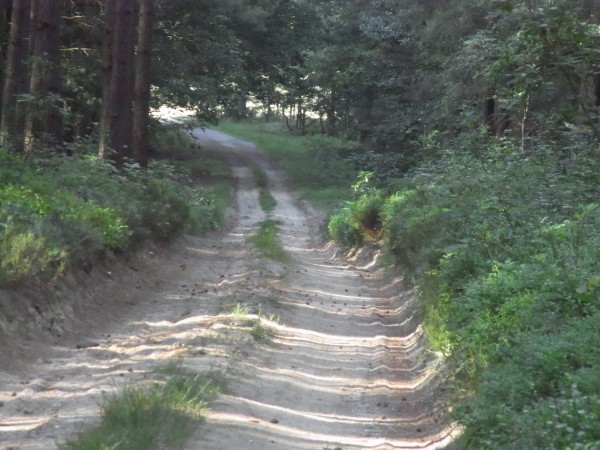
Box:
[186,129,458,450]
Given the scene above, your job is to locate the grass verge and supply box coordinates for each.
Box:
[248,219,289,262]
[60,364,221,450]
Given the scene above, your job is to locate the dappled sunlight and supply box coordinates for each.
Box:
[0,416,51,432]
[0,127,457,449]
[205,410,459,449]
[213,395,435,425]
[269,323,423,349]
[244,366,438,394]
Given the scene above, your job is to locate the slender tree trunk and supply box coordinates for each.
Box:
[24,0,63,155]
[483,97,495,132]
[98,0,115,158]
[132,0,154,167]
[0,0,11,111]
[99,0,136,164]
[325,85,338,136]
[0,0,30,150]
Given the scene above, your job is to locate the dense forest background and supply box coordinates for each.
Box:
[1,0,600,448]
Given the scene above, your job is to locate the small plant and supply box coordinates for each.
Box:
[60,364,221,450]
[229,302,249,317]
[249,319,272,341]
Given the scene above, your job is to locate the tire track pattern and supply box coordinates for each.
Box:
[188,129,458,450]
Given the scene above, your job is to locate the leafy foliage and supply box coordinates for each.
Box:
[0,126,227,286]
[328,130,600,447]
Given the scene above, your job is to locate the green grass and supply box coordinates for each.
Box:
[60,364,221,450]
[259,189,277,213]
[229,301,250,317]
[247,162,277,213]
[249,319,274,341]
[248,219,289,262]
[217,120,357,212]
[226,302,278,341]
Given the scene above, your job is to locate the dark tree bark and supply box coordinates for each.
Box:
[0,0,30,150]
[99,0,136,164]
[98,0,115,158]
[24,0,63,155]
[483,96,510,137]
[0,0,11,109]
[132,0,154,167]
[326,88,337,136]
[483,97,495,131]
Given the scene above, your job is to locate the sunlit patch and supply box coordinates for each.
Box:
[0,415,51,432]
[205,409,460,449]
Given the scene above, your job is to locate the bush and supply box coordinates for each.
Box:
[327,133,600,448]
[326,176,386,248]
[328,207,362,247]
[0,126,227,286]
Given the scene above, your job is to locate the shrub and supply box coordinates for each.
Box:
[328,207,362,247]
[0,125,227,286]
[327,133,600,448]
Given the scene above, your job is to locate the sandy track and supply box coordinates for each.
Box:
[0,128,457,449]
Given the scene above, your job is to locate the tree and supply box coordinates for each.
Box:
[61,0,104,139]
[0,0,12,106]
[98,0,115,158]
[0,0,30,150]
[132,0,154,167]
[24,0,63,155]
[99,0,136,164]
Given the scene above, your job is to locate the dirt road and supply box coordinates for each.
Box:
[0,129,457,449]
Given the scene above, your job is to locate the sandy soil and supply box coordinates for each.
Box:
[0,128,458,449]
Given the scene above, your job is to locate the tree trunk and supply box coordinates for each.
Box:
[99,0,136,165]
[133,0,154,167]
[0,0,30,150]
[0,0,11,111]
[98,0,115,158]
[24,0,63,155]
[483,97,495,131]
[132,0,154,167]
[326,88,337,135]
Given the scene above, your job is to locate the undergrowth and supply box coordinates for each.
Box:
[327,131,600,449]
[0,124,230,286]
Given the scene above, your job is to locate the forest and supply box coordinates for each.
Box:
[1,0,600,448]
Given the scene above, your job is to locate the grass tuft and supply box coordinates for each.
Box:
[60,364,220,450]
[248,219,289,262]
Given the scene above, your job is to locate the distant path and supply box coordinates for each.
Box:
[0,128,457,449]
